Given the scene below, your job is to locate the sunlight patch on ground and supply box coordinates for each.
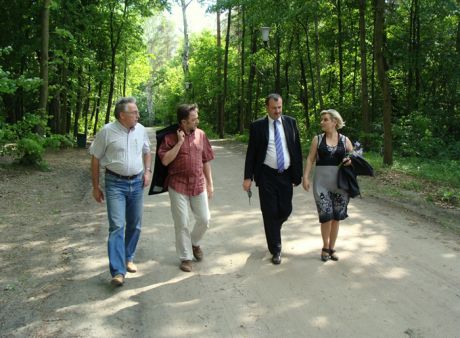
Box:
[441,253,457,259]
[310,316,329,328]
[73,257,107,278]
[203,253,249,274]
[289,237,321,253]
[144,201,170,208]
[382,267,409,279]
[23,240,47,248]
[56,274,193,316]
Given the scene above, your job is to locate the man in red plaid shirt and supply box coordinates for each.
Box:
[158,104,215,272]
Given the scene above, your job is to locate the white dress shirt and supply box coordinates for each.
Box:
[264,116,291,170]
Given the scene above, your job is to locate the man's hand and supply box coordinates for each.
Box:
[92,187,104,203]
[177,129,185,144]
[242,179,252,192]
[143,171,152,188]
[207,183,214,199]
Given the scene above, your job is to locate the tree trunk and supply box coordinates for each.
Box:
[246,27,257,127]
[359,0,370,144]
[180,0,191,78]
[73,66,83,137]
[297,32,310,131]
[146,78,154,124]
[283,36,293,107]
[38,0,50,117]
[83,77,91,136]
[105,55,116,124]
[221,7,232,138]
[337,0,344,105]
[93,81,103,135]
[303,18,317,117]
[275,32,281,94]
[60,62,69,134]
[371,4,376,118]
[238,6,245,133]
[123,47,127,97]
[216,10,223,135]
[374,0,393,165]
[105,1,128,124]
[314,3,324,110]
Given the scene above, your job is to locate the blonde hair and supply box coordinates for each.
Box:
[320,109,345,129]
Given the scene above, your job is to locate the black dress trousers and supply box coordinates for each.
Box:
[258,165,293,255]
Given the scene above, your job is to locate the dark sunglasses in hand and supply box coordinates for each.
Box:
[247,188,252,205]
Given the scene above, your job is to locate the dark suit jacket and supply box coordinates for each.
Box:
[337,154,374,198]
[148,124,179,195]
[244,115,303,186]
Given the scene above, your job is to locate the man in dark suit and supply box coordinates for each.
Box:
[243,93,303,264]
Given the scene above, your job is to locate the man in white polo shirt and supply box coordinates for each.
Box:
[89,97,152,286]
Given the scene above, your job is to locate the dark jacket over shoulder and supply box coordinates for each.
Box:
[244,115,303,186]
[148,124,178,195]
[338,154,374,198]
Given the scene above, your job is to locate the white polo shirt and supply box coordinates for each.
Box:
[89,120,151,176]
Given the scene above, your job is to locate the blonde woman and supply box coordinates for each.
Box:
[302,109,353,262]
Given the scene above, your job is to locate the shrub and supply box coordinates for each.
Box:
[17,137,45,166]
[43,134,75,150]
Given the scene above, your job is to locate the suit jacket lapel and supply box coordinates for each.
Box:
[281,115,292,149]
[263,116,269,145]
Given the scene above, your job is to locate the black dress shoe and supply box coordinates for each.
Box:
[272,253,281,265]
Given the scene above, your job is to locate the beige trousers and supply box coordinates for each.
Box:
[168,187,210,261]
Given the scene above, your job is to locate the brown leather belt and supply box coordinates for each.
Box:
[105,168,142,180]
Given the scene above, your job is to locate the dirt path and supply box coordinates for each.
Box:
[1,128,459,337]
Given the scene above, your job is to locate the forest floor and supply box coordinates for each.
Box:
[0,132,459,337]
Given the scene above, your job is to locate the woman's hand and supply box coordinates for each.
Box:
[342,157,352,166]
[302,177,310,191]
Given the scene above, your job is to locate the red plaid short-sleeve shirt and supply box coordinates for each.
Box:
[158,128,214,196]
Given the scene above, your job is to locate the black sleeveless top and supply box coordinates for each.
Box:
[316,133,347,166]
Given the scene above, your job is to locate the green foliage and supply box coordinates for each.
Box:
[17,136,45,166]
[393,111,446,158]
[0,47,41,95]
[198,120,220,139]
[392,158,460,188]
[43,134,75,150]
[0,113,73,167]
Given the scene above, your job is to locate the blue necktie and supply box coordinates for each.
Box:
[274,119,285,173]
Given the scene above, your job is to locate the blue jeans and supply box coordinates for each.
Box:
[105,173,144,277]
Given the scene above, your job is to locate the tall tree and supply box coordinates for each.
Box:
[216,9,224,135]
[220,7,232,138]
[313,2,324,110]
[179,0,192,79]
[407,0,421,108]
[105,1,129,124]
[336,0,344,105]
[38,0,50,116]
[374,0,393,165]
[359,0,370,143]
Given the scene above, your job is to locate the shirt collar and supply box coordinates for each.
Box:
[267,115,282,125]
[116,120,137,132]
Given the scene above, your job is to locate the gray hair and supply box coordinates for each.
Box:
[265,93,282,106]
[320,109,345,129]
[114,97,136,119]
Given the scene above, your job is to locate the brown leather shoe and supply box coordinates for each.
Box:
[192,245,203,261]
[111,274,125,287]
[126,261,137,273]
[180,260,193,272]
